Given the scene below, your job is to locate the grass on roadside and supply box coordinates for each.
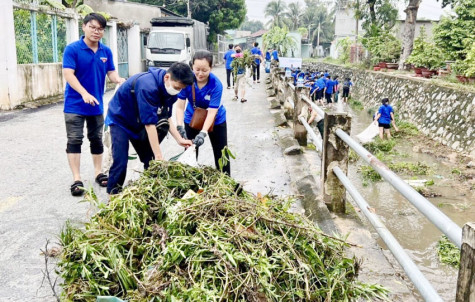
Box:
[437,235,460,268]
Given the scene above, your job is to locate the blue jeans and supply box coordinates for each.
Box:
[107,125,156,194]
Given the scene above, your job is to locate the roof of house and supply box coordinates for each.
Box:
[249,29,268,38]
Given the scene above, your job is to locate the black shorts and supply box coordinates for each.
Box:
[316,89,324,100]
[325,93,332,103]
[378,123,390,129]
[342,87,350,97]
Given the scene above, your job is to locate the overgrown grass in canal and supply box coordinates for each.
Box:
[437,235,460,268]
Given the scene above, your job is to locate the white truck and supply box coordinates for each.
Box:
[145,17,208,68]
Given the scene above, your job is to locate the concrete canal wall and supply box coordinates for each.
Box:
[303,62,475,157]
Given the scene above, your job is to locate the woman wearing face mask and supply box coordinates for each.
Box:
[105,62,194,194]
[176,50,231,175]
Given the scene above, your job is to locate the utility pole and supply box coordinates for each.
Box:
[355,0,359,63]
[187,0,191,18]
[316,23,321,57]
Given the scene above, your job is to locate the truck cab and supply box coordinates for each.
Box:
[145,17,206,68]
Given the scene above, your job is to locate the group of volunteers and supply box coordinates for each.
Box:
[62,13,229,197]
[223,42,280,103]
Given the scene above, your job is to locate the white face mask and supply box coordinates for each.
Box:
[165,83,181,96]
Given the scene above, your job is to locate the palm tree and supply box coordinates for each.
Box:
[264,0,287,28]
[301,5,334,47]
[284,2,303,31]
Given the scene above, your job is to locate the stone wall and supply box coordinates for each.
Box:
[303,62,475,155]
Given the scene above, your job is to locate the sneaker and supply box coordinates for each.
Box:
[227,86,231,89]
[257,80,260,83]
[232,96,238,101]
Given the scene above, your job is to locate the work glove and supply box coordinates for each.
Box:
[177,125,187,139]
[192,131,207,148]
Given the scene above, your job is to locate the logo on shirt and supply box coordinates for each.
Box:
[205,95,211,101]
[100,57,107,63]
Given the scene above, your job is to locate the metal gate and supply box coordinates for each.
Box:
[117,27,128,78]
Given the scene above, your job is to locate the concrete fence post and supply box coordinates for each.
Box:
[456,222,475,302]
[322,111,351,213]
[293,87,308,146]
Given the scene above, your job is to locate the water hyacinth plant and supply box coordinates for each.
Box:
[58,161,389,301]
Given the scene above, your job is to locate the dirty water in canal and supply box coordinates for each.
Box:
[338,101,475,301]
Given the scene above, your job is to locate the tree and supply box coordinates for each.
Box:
[284,2,303,31]
[262,26,297,56]
[264,0,288,28]
[398,0,422,69]
[354,0,398,36]
[301,5,334,46]
[239,17,264,33]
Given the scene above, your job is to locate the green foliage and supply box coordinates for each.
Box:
[360,165,382,182]
[389,162,431,175]
[264,0,288,28]
[363,139,396,153]
[57,161,389,301]
[349,99,364,110]
[406,27,446,70]
[231,50,254,82]
[437,235,460,268]
[337,37,352,64]
[262,26,297,57]
[362,30,401,64]
[395,121,419,136]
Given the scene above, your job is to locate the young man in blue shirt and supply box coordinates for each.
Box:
[250,42,264,83]
[63,13,125,196]
[105,62,194,195]
[223,44,235,89]
[324,75,335,105]
[271,48,279,67]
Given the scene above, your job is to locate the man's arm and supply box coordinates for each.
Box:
[107,70,126,84]
[63,68,99,105]
[145,124,163,160]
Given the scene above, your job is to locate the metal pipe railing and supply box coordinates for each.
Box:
[335,128,462,248]
[299,116,322,153]
[301,94,325,118]
[333,166,444,302]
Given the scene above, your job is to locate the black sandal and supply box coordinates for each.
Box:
[95,173,108,187]
[70,181,84,196]
[240,98,247,103]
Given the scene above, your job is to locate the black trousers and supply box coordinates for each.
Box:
[226,69,234,88]
[252,64,261,81]
[185,122,230,175]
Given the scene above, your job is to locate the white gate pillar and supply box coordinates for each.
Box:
[127,23,141,76]
[0,0,19,109]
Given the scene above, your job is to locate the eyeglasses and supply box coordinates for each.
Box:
[87,25,105,33]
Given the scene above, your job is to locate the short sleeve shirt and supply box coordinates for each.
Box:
[63,37,115,116]
[224,50,235,70]
[251,47,262,65]
[105,68,177,139]
[177,72,226,125]
[378,104,394,124]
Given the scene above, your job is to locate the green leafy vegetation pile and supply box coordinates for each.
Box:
[58,161,388,301]
[437,235,460,268]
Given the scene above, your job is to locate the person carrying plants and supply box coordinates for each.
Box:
[250,42,264,83]
[105,62,194,195]
[176,50,231,175]
[62,13,125,196]
[231,45,248,103]
[374,97,397,140]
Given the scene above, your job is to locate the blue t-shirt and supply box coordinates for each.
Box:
[250,47,262,65]
[224,49,235,70]
[105,68,176,139]
[272,50,279,60]
[378,104,394,124]
[177,72,226,125]
[325,80,335,95]
[63,36,115,116]
[316,78,326,90]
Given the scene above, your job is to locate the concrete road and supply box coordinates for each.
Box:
[0,65,291,301]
